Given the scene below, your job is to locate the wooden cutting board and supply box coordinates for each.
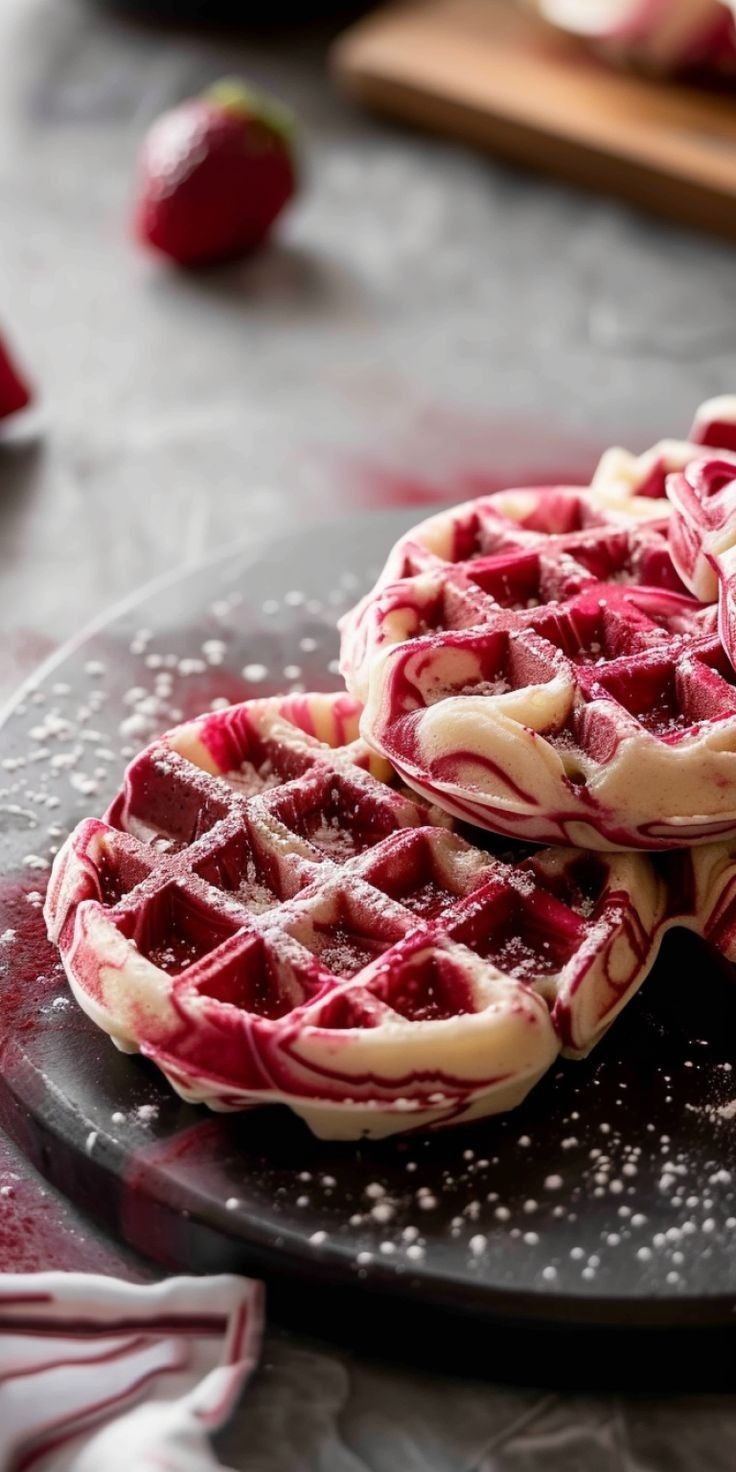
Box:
[332,0,736,240]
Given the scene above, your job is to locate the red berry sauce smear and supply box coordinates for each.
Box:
[0,880,145,1278]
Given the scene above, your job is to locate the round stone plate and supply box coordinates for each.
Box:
[1,511,736,1340]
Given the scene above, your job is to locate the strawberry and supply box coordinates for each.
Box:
[0,330,31,421]
[134,79,297,268]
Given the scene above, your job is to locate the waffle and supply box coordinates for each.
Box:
[668,455,736,677]
[340,402,736,850]
[45,691,736,1140]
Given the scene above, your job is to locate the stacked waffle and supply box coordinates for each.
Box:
[46,397,736,1137]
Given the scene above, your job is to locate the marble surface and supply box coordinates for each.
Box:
[2,0,736,1466]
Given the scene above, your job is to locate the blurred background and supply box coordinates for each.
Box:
[1,0,734,693]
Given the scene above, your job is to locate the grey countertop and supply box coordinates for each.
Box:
[2,1,736,1466]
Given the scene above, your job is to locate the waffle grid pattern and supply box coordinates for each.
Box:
[45,397,736,1138]
[340,403,736,849]
[46,692,682,1138]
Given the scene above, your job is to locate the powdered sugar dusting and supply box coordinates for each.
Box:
[3,504,736,1297]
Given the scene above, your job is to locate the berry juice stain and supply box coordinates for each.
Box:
[318,412,599,512]
[0,878,146,1277]
[0,1130,142,1277]
[0,880,58,1037]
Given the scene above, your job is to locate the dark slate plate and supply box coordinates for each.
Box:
[1,510,736,1341]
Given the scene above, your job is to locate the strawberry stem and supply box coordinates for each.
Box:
[204,77,295,151]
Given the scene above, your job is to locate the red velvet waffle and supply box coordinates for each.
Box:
[668,455,736,679]
[45,691,736,1139]
[340,401,736,850]
[46,691,682,1139]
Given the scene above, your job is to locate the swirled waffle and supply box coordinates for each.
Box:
[45,691,736,1139]
[340,401,736,850]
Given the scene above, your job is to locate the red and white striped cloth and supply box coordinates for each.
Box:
[0,1273,263,1471]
